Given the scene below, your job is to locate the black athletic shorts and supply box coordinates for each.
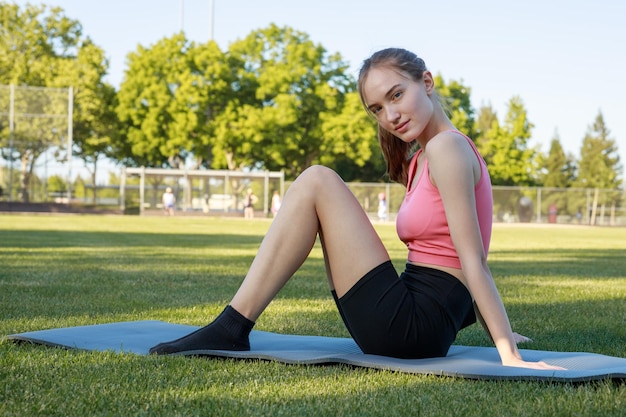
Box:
[333,261,476,359]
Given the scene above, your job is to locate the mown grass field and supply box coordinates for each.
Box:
[0,214,624,416]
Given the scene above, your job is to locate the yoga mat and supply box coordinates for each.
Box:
[6,320,626,382]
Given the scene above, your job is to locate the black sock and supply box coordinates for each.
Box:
[149,305,255,355]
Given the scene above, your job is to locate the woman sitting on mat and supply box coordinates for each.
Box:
[150,48,564,370]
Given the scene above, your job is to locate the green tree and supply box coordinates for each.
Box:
[574,111,622,189]
[115,35,234,206]
[47,174,67,195]
[573,111,622,225]
[0,3,78,201]
[318,91,379,180]
[0,3,113,202]
[212,24,354,179]
[434,75,475,139]
[476,96,538,186]
[540,131,576,188]
[55,40,119,203]
[474,103,498,151]
[0,4,82,86]
[116,33,223,168]
[538,131,577,216]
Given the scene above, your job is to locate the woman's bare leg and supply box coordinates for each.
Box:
[150,165,389,354]
[230,165,390,320]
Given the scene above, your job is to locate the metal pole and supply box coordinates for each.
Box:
[536,188,541,223]
[67,86,73,205]
[264,171,269,215]
[8,84,14,202]
[386,183,391,221]
[209,0,215,41]
[139,166,145,215]
[280,171,284,203]
[120,166,126,212]
[179,0,184,32]
[224,171,229,212]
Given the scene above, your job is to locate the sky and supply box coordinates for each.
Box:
[10,0,626,181]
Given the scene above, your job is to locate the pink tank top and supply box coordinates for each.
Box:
[396,131,492,269]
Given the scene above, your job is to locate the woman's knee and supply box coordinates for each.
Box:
[296,165,342,189]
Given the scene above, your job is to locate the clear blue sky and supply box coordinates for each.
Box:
[12,0,626,177]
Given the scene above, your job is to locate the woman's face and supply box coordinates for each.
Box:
[362,66,434,143]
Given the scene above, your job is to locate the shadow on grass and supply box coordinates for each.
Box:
[488,248,625,279]
[0,229,265,249]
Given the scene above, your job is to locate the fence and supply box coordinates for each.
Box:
[116,175,626,225]
[0,84,73,202]
[119,167,285,216]
[345,183,625,226]
[0,161,624,225]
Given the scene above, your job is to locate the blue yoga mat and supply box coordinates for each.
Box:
[6,320,626,382]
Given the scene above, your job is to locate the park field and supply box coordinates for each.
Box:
[0,214,624,416]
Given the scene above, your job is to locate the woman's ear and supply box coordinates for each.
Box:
[422,70,435,95]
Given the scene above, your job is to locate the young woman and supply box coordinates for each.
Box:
[150,48,563,370]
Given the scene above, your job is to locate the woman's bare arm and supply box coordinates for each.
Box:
[427,132,564,370]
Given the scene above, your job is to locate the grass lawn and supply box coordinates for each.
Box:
[0,214,624,416]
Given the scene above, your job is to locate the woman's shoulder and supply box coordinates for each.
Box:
[426,131,483,187]
[425,130,473,158]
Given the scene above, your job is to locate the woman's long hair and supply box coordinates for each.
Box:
[357,48,428,186]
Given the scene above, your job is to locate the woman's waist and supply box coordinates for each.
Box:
[407,261,469,291]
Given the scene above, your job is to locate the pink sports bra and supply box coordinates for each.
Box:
[396,131,492,269]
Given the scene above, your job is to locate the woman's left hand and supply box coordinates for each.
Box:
[502,357,567,370]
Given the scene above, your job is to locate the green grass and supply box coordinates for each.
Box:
[0,215,624,417]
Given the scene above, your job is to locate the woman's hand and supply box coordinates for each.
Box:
[503,335,567,370]
[502,357,567,370]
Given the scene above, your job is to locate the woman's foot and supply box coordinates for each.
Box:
[149,305,254,354]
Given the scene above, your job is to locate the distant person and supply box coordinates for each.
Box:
[271,190,282,217]
[244,188,258,219]
[377,192,387,221]
[162,187,175,216]
[548,204,558,224]
[518,196,532,222]
[202,194,210,213]
[149,48,564,371]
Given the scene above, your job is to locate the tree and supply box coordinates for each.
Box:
[574,111,622,190]
[117,34,217,168]
[115,35,235,207]
[475,96,539,186]
[540,131,576,188]
[573,111,623,225]
[55,40,119,203]
[537,131,577,216]
[114,25,479,184]
[0,4,82,86]
[0,4,77,201]
[319,91,379,181]
[212,24,355,179]
[434,75,475,139]
[0,3,112,202]
[474,103,498,151]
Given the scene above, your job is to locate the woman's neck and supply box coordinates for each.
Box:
[416,108,455,149]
